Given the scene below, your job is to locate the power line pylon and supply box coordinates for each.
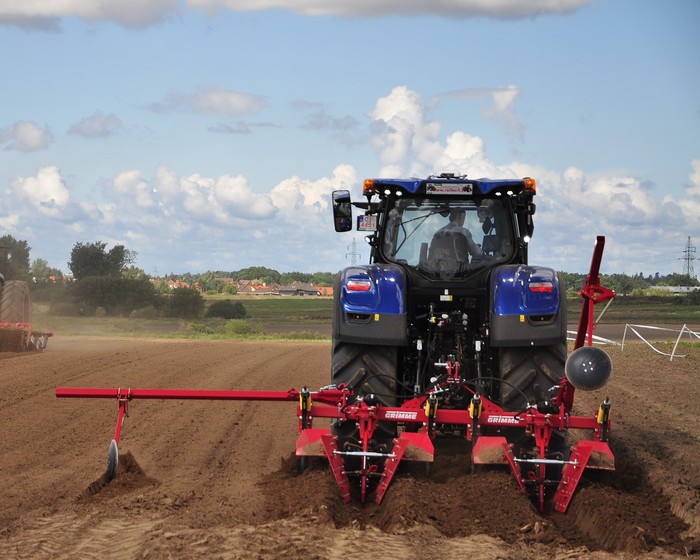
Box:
[346,238,360,266]
[681,236,696,279]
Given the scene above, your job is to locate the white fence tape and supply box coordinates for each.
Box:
[566,331,619,347]
[621,324,700,361]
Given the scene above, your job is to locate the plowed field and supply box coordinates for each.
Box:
[1,336,699,559]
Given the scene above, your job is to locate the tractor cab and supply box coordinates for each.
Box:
[332,174,536,282]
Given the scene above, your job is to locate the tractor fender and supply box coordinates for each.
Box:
[490,265,567,347]
[333,264,408,345]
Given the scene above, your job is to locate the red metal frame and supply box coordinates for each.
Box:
[56,378,613,512]
[575,236,616,349]
[56,238,616,513]
[0,321,54,350]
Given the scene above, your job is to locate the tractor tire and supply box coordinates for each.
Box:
[0,280,31,323]
[498,343,567,411]
[330,340,399,447]
[331,340,398,406]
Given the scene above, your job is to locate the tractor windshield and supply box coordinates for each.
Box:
[381,197,515,279]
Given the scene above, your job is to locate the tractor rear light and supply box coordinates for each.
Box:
[363,179,376,196]
[524,177,536,192]
[528,281,554,293]
[346,279,372,291]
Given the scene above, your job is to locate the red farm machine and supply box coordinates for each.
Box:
[0,272,53,352]
[57,174,616,513]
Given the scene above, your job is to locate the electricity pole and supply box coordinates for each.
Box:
[681,236,696,279]
[346,238,360,265]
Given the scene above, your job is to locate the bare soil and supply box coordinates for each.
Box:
[1,336,699,559]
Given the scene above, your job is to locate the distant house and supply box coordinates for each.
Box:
[166,279,190,289]
[278,282,321,297]
[238,282,280,295]
[317,286,333,297]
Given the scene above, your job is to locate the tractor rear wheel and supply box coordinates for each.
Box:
[498,343,567,411]
[330,341,398,406]
[0,280,31,323]
[330,340,399,445]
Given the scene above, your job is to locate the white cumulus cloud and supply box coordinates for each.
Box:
[112,170,156,208]
[10,166,71,217]
[370,86,443,176]
[2,87,697,278]
[68,111,123,138]
[0,121,54,152]
[271,164,357,214]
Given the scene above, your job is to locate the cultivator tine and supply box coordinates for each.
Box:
[106,439,119,480]
[375,436,413,504]
[321,434,351,502]
[553,440,614,512]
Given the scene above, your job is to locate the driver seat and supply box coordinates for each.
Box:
[428,231,469,273]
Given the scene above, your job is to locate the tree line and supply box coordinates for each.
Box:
[1,235,698,319]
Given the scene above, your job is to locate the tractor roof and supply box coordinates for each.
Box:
[363,174,536,197]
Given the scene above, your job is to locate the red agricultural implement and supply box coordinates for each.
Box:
[56,237,616,513]
[0,321,53,352]
[0,273,53,352]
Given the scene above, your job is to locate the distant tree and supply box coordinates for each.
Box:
[198,271,218,292]
[122,266,148,280]
[558,272,586,296]
[233,266,281,284]
[280,271,312,285]
[311,272,336,286]
[663,273,700,287]
[164,287,204,319]
[68,241,136,280]
[600,273,648,296]
[70,276,157,315]
[30,258,63,286]
[0,235,31,281]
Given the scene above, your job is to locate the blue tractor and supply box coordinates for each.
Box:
[331,173,567,448]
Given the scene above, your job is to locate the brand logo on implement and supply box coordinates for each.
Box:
[385,410,418,420]
[486,415,521,425]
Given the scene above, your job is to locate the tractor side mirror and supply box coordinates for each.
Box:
[332,190,353,232]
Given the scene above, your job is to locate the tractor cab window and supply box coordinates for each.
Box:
[381,197,513,279]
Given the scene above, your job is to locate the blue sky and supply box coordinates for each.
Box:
[0,0,698,277]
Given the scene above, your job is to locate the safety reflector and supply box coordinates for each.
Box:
[347,279,372,291]
[528,282,554,293]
